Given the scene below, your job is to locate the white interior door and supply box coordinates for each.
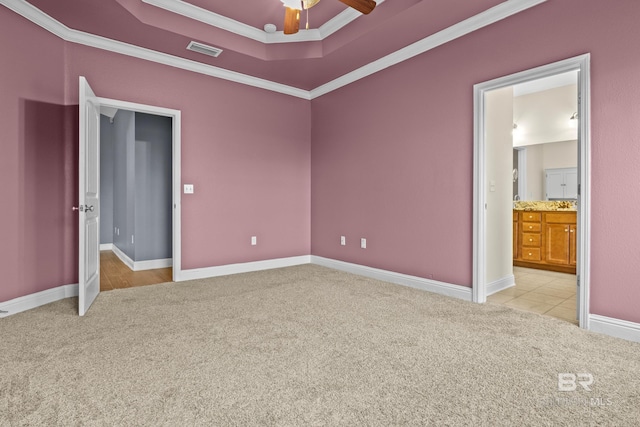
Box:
[78,76,101,316]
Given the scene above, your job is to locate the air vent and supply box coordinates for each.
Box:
[186,41,223,58]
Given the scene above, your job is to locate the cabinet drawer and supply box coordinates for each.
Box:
[522,248,541,261]
[522,222,541,232]
[522,233,541,247]
[522,212,541,222]
[545,212,576,224]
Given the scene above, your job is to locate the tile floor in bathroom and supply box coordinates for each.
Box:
[488,266,578,325]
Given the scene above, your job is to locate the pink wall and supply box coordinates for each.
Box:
[0,7,311,303]
[0,9,76,301]
[3,0,640,326]
[311,0,640,323]
[64,45,312,270]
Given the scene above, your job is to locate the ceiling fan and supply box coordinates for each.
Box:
[280,0,377,35]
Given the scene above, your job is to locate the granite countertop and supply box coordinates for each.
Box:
[513,201,577,211]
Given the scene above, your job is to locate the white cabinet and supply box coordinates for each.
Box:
[545,168,577,200]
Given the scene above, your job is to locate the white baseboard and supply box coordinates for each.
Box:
[111,245,172,271]
[112,244,135,270]
[2,258,639,345]
[177,255,312,281]
[310,256,472,301]
[100,243,113,251]
[133,258,173,270]
[589,314,640,343]
[486,274,515,296]
[0,284,78,318]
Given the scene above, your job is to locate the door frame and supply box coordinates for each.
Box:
[472,54,591,329]
[514,147,526,200]
[97,96,182,281]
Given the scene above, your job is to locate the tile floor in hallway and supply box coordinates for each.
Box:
[488,266,578,325]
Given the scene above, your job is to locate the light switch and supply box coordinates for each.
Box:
[184,184,194,194]
[361,238,367,249]
[251,236,257,246]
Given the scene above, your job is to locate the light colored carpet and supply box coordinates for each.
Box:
[1,265,638,426]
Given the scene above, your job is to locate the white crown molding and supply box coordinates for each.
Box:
[141,0,386,44]
[1,0,310,99]
[141,0,267,43]
[2,0,546,99]
[311,256,473,301]
[310,0,548,99]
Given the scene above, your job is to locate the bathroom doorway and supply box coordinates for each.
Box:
[472,54,591,329]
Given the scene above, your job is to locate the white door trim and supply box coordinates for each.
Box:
[472,54,591,329]
[97,97,182,282]
[515,147,526,200]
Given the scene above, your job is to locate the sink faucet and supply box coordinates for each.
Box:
[514,194,520,201]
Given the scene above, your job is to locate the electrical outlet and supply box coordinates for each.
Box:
[361,238,367,249]
[184,184,194,194]
[340,236,346,246]
[251,236,257,246]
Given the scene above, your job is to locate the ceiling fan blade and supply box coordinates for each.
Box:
[339,0,376,15]
[284,7,300,34]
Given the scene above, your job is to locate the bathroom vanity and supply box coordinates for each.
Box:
[513,203,576,274]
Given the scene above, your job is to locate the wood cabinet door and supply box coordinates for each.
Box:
[569,225,577,266]
[545,223,570,265]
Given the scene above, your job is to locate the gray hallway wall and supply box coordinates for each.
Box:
[134,112,173,261]
[99,110,172,262]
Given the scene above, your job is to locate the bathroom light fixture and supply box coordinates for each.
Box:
[512,123,521,137]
